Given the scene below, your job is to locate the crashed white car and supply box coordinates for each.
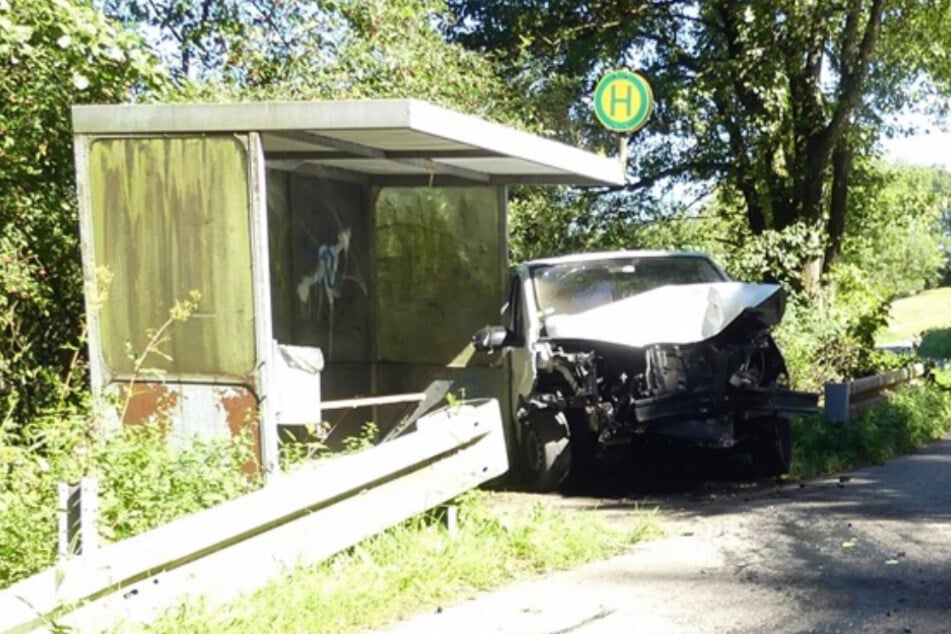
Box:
[473,251,817,491]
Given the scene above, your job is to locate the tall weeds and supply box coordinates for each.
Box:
[0,291,259,589]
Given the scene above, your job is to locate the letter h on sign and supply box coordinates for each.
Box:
[609,84,633,119]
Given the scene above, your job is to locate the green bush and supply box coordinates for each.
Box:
[919,328,951,360]
[0,0,165,425]
[790,381,951,478]
[0,406,258,589]
[773,287,904,391]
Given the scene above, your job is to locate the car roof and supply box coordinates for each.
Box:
[523,250,716,268]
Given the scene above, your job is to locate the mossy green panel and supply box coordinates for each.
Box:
[89,136,255,378]
[375,188,502,365]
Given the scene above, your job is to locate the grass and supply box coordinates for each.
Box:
[790,380,951,478]
[126,492,660,634]
[933,367,951,389]
[877,286,951,345]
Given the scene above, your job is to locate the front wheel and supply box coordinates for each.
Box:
[522,410,571,492]
[751,416,792,477]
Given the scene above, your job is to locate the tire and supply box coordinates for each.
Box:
[522,410,572,492]
[751,415,792,477]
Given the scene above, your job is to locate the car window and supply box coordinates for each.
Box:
[530,256,726,316]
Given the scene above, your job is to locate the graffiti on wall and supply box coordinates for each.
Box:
[296,227,367,358]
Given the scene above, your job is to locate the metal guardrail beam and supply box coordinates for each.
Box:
[824,364,928,423]
[848,363,926,396]
[0,399,508,634]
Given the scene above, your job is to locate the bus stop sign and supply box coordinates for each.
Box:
[594,70,653,132]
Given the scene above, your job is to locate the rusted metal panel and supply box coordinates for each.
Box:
[87,136,256,380]
[216,386,261,476]
[118,383,179,428]
[104,382,261,473]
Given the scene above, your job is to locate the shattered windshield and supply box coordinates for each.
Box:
[530,256,726,316]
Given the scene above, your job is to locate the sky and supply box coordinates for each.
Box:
[881,131,951,169]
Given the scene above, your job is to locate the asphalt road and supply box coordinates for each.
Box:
[374,435,951,634]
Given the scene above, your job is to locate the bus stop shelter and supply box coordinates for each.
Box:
[71,99,624,475]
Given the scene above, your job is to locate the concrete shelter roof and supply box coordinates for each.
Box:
[71,99,626,187]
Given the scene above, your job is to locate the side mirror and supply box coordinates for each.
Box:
[472,325,510,352]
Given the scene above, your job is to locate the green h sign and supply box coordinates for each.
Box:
[594,70,653,132]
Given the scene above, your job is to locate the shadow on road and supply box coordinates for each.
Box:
[538,433,951,524]
[559,443,775,498]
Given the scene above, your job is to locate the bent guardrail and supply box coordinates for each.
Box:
[0,398,507,634]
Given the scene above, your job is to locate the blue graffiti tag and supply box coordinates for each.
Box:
[317,243,340,294]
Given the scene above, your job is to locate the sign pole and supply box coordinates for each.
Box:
[593,70,653,176]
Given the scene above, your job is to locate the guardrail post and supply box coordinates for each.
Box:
[58,477,99,559]
[824,382,850,423]
[444,504,459,538]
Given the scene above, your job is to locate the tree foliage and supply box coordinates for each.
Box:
[0,0,165,423]
[3,0,949,426]
[104,0,519,121]
[447,0,951,284]
[101,0,337,87]
[622,162,951,386]
[839,162,951,297]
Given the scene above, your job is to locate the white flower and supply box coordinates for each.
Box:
[105,46,125,62]
[57,35,71,49]
[72,72,89,90]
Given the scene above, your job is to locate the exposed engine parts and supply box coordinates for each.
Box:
[523,323,813,452]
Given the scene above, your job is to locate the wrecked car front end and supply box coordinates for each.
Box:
[480,253,819,490]
[533,282,817,453]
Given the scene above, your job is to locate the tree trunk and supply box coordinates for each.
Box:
[744,192,767,234]
[824,137,852,271]
[801,224,825,294]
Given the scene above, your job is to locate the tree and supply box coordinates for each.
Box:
[100,0,244,82]
[0,0,165,423]
[446,0,951,286]
[103,0,519,120]
[839,162,951,296]
[100,0,338,88]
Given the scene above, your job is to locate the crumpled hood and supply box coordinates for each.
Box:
[542,282,785,348]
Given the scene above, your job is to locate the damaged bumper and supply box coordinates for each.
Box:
[528,281,818,451]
